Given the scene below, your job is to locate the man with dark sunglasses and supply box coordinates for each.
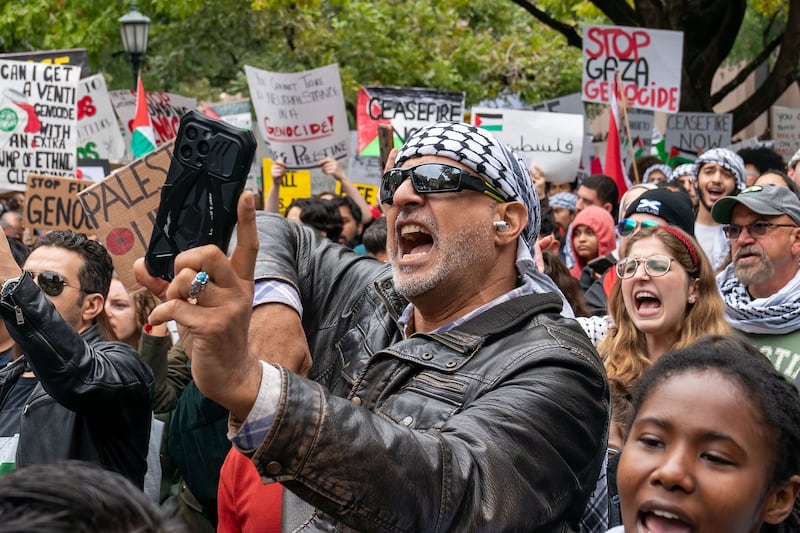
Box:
[712,185,800,382]
[0,231,153,487]
[137,122,609,531]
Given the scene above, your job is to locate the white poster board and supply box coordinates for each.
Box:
[665,112,733,157]
[771,106,800,163]
[471,107,584,183]
[246,63,349,170]
[582,24,683,113]
[109,89,196,149]
[0,60,80,191]
[77,74,126,164]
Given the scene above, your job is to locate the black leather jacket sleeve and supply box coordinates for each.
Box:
[249,213,608,531]
[0,272,153,414]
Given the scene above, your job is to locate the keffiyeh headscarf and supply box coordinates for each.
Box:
[395,122,541,247]
[642,164,673,183]
[671,163,696,182]
[693,148,746,191]
[717,265,800,335]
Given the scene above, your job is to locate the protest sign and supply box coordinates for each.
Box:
[471,107,584,183]
[246,64,349,170]
[621,109,655,179]
[356,86,465,157]
[262,158,312,215]
[771,106,800,163]
[23,174,95,233]
[109,89,196,149]
[529,93,584,114]
[208,100,253,130]
[0,48,90,79]
[0,60,80,192]
[78,141,173,292]
[665,112,733,160]
[582,24,683,113]
[77,74,126,164]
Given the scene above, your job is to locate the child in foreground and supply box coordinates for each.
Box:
[609,335,800,533]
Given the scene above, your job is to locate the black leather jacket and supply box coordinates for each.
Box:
[249,214,609,532]
[0,272,154,487]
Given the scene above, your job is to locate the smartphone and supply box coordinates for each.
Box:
[145,110,256,280]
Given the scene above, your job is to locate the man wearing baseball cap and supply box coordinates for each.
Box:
[712,184,800,381]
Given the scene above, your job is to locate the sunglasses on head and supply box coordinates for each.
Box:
[615,255,674,279]
[27,271,83,297]
[617,218,661,236]
[380,163,511,206]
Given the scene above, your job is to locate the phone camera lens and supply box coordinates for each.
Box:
[185,126,199,140]
[180,145,193,161]
[197,140,209,156]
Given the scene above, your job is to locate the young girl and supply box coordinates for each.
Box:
[611,335,800,532]
[568,205,616,281]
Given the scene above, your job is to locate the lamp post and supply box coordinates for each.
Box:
[119,4,151,90]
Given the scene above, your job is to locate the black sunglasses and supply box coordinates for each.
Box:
[27,271,83,297]
[380,163,511,206]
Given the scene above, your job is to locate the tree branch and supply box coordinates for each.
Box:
[710,33,783,106]
[590,0,639,26]
[728,0,800,133]
[507,0,582,48]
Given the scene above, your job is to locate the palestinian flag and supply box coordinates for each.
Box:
[131,75,156,160]
[667,146,696,167]
[474,112,503,131]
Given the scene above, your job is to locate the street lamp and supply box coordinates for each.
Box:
[119,4,151,89]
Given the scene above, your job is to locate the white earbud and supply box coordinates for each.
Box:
[493,221,510,231]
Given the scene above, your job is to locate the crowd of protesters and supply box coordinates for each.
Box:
[1,124,800,533]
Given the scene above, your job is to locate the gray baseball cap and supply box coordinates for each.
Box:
[711,185,800,225]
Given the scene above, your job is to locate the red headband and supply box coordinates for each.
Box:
[656,226,699,272]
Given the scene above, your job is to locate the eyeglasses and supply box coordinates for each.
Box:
[616,255,674,279]
[27,271,83,297]
[617,218,661,236]
[380,163,511,206]
[722,222,799,240]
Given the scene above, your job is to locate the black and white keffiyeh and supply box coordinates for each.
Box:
[395,122,541,247]
[717,265,800,334]
[692,148,746,191]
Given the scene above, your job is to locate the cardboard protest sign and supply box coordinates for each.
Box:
[771,106,800,163]
[529,93,585,114]
[246,64,349,170]
[0,60,80,192]
[0,48,91,79]
[262,158,312,215]
[582,24,683,113]
[23,174,95,233]
[621,109,655,180]
[665,112,733,161]
[76,74,126,164]
[470,108,584,183]
[78,142,173,292]
[356,86,465,157]
[109,89,196,149]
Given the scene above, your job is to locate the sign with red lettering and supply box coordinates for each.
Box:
[77,141,173,292]
[582,24,683,113]
[77,74,125,164]
[355,86,465,158]
[0,60,80,192]
[245,63,349,170]
[108,89,196,156]
[771,106,800,163]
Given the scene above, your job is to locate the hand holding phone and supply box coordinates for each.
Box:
[145,110,256,280]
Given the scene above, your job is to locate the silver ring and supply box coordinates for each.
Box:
[188,271,209,299]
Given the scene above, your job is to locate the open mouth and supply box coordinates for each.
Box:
[638,509,693,533]
[399,223,434,261]
[634,290,662,317]
[704,186,726,202]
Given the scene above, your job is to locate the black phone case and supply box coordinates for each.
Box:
[145,110,256,280]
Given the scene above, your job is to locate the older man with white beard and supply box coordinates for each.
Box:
[712,185,800,381]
